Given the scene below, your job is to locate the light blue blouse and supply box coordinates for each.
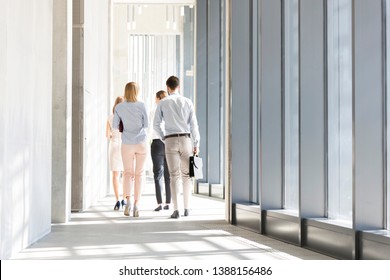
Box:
[113,101,148,145]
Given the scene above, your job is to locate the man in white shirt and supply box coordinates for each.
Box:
[153,76,200,219]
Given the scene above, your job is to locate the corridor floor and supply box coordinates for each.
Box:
[11,181,333,260]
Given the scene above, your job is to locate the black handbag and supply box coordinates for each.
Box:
[189,155,203,179]
[119,119,123,133]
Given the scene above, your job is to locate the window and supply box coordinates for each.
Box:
[327,0,353,222]
[128,34,179,109]
[283,0,299,211]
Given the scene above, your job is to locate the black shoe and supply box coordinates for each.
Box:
[121,200,126,209]
[114,201,120,211]
[163,205,169,210]
[154,205,163,211]
[170,210,180,219]
[184,209,190,216]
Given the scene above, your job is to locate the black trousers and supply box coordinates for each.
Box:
[151,139,171,204]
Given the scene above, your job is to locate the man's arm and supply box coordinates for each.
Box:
[189,102,200,153]
[153,103,165,139]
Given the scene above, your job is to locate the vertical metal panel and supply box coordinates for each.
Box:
[207,0,222,186]
[353,0,384,230]
[224,0,232,221]
[386,0,390,231]
[299,0,326,218]
[195,0,208,189]
[260,0,283,209]
[251,0,260,204]
[231,0,251,203]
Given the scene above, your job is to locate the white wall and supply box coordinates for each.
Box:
[0,0,112,258]
[83,0,110,206]
[0,0,53,259]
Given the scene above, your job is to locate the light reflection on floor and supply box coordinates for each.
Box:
[11,191,333,260]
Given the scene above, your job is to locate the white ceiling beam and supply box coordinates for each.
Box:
[113,0,195,5]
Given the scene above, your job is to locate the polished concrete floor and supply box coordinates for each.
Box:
[11,179,334,260]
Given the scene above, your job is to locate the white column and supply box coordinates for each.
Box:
[52,0,73,223]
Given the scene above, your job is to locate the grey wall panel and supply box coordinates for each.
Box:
[260,0,283,209]
[234,203,261,233]
[305,223,353,259]
[361,239,390,260]
[299,0,326,218]
[353,0,384,230]
[360,232,390,259]
[231,0,252,203]
[263,212,300,245]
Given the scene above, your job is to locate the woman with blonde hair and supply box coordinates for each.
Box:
[113,82,148,217]
[106,95,125,210]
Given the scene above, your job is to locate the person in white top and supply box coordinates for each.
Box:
[106,96,125,210]
[149,90,171,211]
[154,76,200,219]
